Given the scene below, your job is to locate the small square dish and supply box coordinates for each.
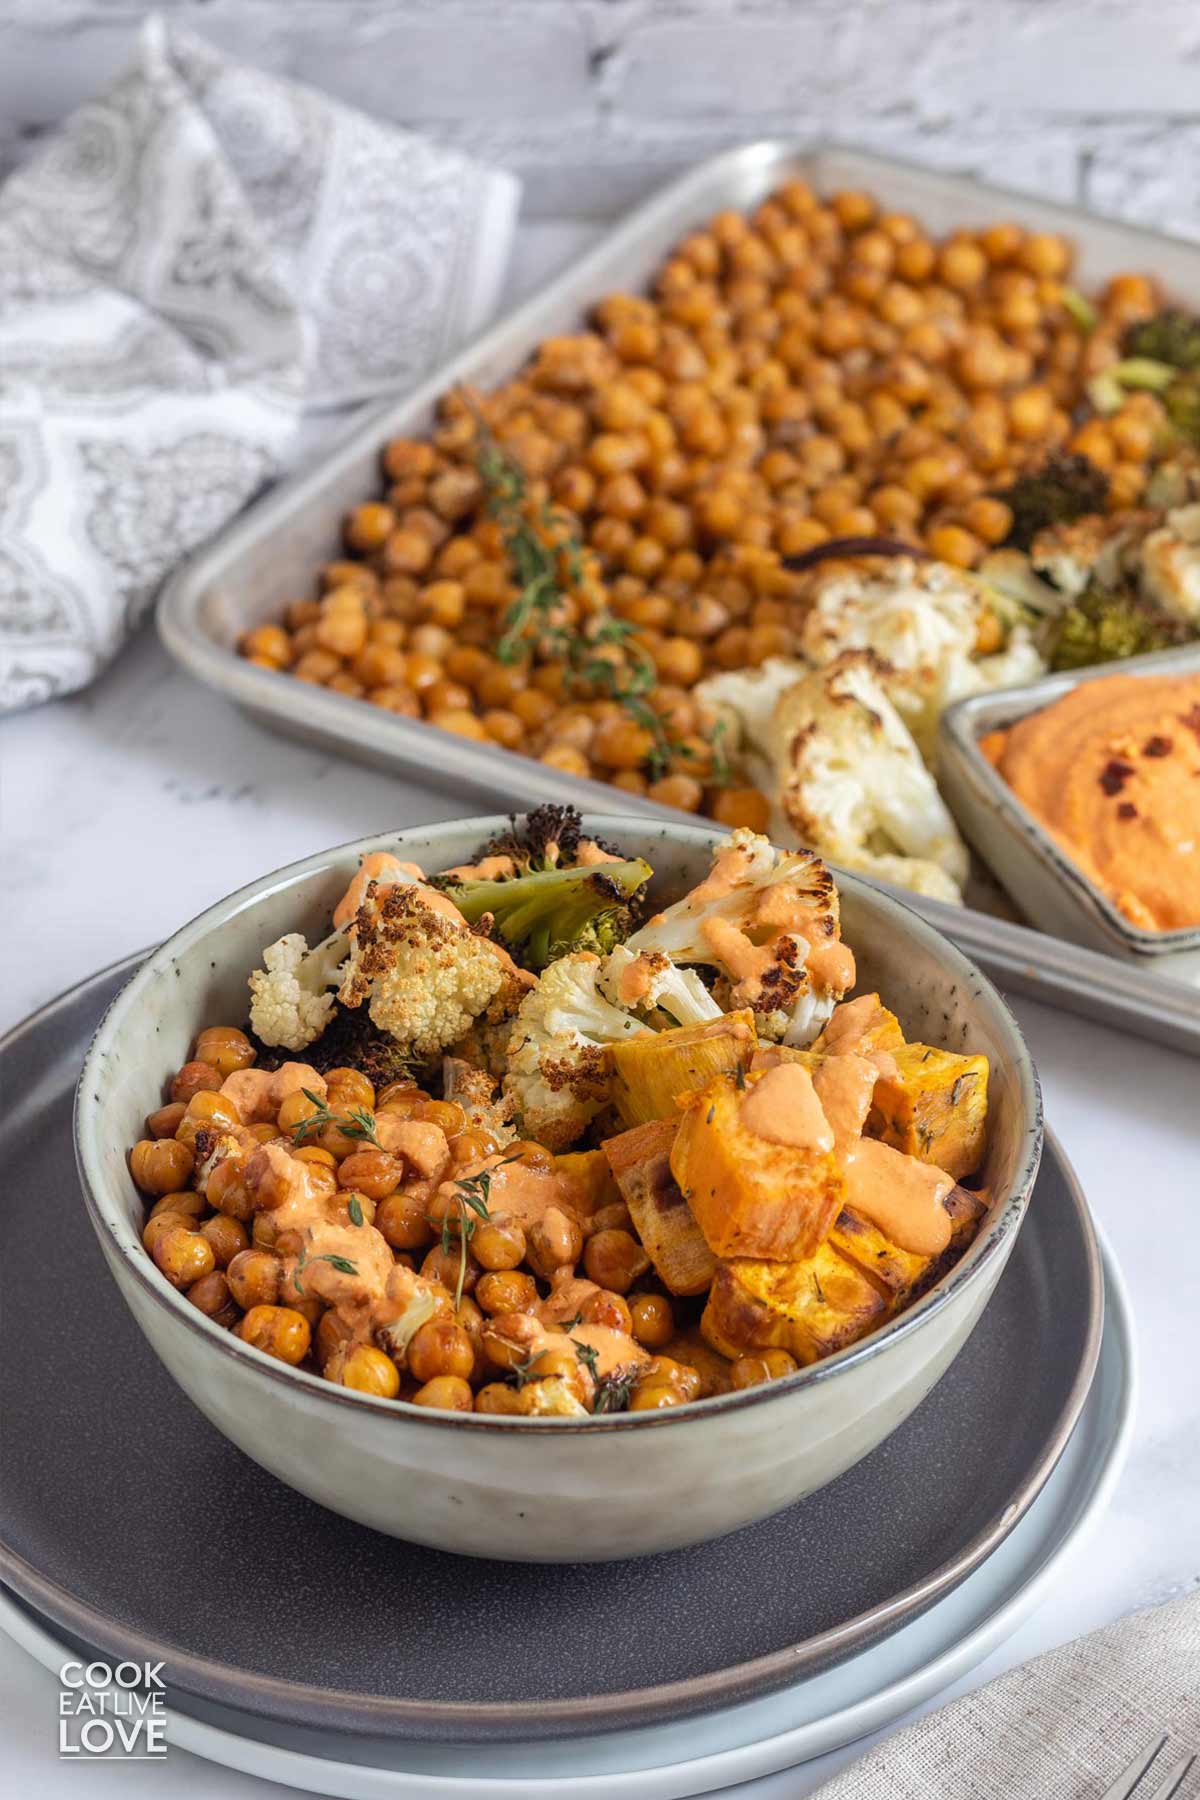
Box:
[938,646,1200,972]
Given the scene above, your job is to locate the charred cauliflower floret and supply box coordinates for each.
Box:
[621,829,852,1047]
[797,557,1044,757]
[770,653,969,904]
[1029,512,1153,600]
[248,930,349,1052]
[503,951,652,1151]
[338,882,509,1062]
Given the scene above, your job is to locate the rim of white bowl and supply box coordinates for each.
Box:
[74,814,1044,1435]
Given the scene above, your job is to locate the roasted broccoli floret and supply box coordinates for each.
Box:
[1088,346,1200,448]
[1122,308,1200,371]
[1049,584,1191,671]
[249,1002,424,1085]
[997,454,1111,553]
[1162,371,1200,448]
[436,859,651,971]
[469,805,626,875]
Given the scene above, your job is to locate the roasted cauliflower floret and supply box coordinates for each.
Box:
[248,930,349,1052]
[1139,502,1200,623]
[599,945,723,1027]
[797,557,1045,756]
[1029,512,1151,600]
[622,828,852,1046]
[338,882,509,1062]
[503,951,652,1150]
[441,1055,517,1146]
[770,653,969,904]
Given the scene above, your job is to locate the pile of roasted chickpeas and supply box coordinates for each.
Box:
[131,1024,776,1414]
[239,178,1169,819]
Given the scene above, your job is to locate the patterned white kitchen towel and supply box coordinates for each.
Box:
[0,14,520,712]
[809,1588,1200,1799]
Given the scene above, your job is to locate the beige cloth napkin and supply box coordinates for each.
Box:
[0,15,519,713]
[811,1589,1200,1798]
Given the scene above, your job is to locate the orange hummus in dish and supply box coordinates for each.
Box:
[981,672,1200,933]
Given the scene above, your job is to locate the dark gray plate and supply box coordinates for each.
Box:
[0,959,1102,1744]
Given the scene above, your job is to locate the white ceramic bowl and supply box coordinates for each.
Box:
[75,815,1042,1562]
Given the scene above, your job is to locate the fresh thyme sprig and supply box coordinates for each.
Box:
[466,397,685,781]
[293,1242,360,1297]
[431,1161,516,1311]
[709,716,733,788]
[592,1366,639,1414]
[293,1089,383,1151]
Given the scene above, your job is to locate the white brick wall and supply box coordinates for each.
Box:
[1,0,1197,235]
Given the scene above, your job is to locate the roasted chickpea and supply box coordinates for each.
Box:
[152,1223,216,1289]
[730,1349,801,1388]
[236,1304,311,1365]
[476,1269,540,1316]
[148,1189,205,1225]
[583,1228,651,1295]
[580,1289,634,1335]
[146,1101,187,1140]
[315,1307,355,1369]
[200,1213,249,1268]
[336,1149,403,1200]
[420,1242,479,1296]
[408,1319,476,1384]
[186,1269,238,1326]
[174,1089,242,1150]
[629,1355,703,1410]
[226,1248,281,1310]
[330,1343,401,1398]
[526,1206,585,1279]
[628,1291,675,1349]
[411,1375,474,1411]
[471,1216,527,1272]
[376,1191,434,1252]
[324,1068,375,1113]
[474,1381,524,1415]
[206,1156,254,1221]
[193,1026,255,1077]
[142,1211,195,1255]
[130,1137,195,1195]
[170,1061,223,1104]
[590,1201,633,1236]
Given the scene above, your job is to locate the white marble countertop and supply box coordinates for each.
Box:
[2,225,1198,1800]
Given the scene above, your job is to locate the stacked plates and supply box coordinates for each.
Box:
[0,962,1134,1796]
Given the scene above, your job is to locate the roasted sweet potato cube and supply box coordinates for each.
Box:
[554,1148,620,1217]
[867,1045,989,1180]
[828,1206,931,1308]
[609,1010,756,1127]
[670,1071,843,1262]
[919,1182,990,1288]
[812,995,905,1057]
[602,1118,717,1296]
[701,1247,887,1367]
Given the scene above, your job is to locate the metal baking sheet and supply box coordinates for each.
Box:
[156,140,1200,1055]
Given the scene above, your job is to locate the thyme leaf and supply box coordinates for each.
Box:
[592,1366,638,1414]
[292,1089,383,1151]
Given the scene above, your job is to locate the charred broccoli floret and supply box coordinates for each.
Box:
[473,805,626,875]
[1162,371,1200,447]
[997,454,1111,553]
[247,1003,425,1084]
[440,859,652,971]
[1122,309,1200,371]
[1049,584,1191,671]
